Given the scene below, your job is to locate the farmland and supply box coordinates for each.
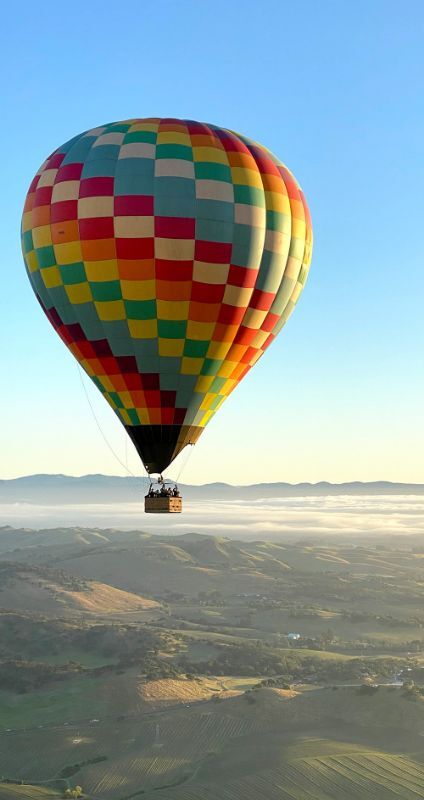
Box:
[141,751,424,800]
[0,528,424,797]
[1,687,423,798]
[0,787,61,799]
[0,675,111,730]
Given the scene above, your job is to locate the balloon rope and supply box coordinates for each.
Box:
[174,443,194,485]
[77,365,139,479]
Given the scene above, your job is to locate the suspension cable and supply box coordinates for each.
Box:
[174,443,195,485]
[77,365,138,478]
[77,364,194,486]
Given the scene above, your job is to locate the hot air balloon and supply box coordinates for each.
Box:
[21,118,312,512]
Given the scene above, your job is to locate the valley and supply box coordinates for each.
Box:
[0,528,423,799]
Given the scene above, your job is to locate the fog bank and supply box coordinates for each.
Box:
[1,494,423,539]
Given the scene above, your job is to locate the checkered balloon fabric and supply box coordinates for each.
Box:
[21,118,313,474]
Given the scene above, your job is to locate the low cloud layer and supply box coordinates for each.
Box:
[1,494,423,539]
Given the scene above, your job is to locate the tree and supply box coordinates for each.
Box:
[65,787,84,799]
[318,628,335,650]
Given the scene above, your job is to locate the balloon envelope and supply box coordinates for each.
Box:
[22,118,313,474]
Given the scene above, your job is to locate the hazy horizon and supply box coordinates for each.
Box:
[3,471,424,487]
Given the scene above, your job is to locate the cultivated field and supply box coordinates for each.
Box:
[137,676,240,707]
[1,688,423,798]
[1,529,424,798]
[141,751,424,800]
[0,787,61,800]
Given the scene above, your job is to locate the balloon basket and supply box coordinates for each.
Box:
[145,495,182,513]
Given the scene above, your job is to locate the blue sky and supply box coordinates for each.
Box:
[1,0,423,484]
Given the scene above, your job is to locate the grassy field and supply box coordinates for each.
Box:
[34,647,118,668]
[0,786,61,800]
[218,676,262,692]
[0,674,113,730]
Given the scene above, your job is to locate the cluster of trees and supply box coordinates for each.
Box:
[75,623,163,662]
[179,641,411,684]
[64,787,83,799]
[179,642,293,677]
[197,590,227,607]
[254,677,291,689]
[357,683,379,695]
[0,614,177,691]
[60,755,107,778]
[141,657,182,681]
[0,611,167,667]
[0,659,81,692]
[288,606,332,619]
[342,610,424,628]
[0,613,69,660]
[4,644,410,693]
[290,629,336,651]
[0,562,88,592]
[402,680,424,700]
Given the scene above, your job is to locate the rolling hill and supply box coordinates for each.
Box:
[0,562,161,617]
[1,530,423,600]
[0,524,423,799]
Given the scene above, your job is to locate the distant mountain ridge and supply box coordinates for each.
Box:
[0,474,423,505]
